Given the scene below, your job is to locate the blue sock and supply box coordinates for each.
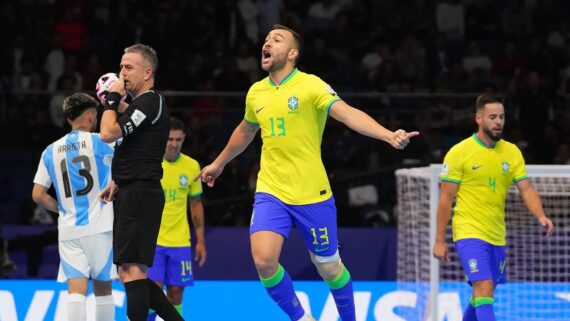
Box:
[261,265,305,321]
[326,266,356,321]
[463,299,477,321]
[473,297,495,321]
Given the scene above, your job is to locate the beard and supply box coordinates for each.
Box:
[483,126,502,142]
[263,55,287,73]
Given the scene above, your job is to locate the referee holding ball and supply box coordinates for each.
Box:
[99,44,184,321]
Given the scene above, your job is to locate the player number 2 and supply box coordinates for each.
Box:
[269,117,286,137]
[60,156,94,198]
[311,227,330,246]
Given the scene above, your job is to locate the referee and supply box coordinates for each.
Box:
[99,44,183,321]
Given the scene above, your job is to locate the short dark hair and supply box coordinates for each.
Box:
[125,44,158,76]
[475,94,503,112]
[170,117,185,131]
[62,93,99,121]
[272,24,303,62]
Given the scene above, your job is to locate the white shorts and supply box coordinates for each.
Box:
[57,231,117,282]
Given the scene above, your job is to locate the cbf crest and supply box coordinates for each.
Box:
[288,96,299,111]
[502,161,509,174]
[468,259,479,273]
[179,175,189,187]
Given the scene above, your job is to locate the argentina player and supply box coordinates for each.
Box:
[32,93,116,321]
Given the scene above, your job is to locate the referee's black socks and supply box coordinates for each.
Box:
[124,279,149,321]
[147,278,185,320]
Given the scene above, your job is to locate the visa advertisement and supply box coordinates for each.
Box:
[1,281,569,321]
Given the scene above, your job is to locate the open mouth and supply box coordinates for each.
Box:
[262,49,272,63]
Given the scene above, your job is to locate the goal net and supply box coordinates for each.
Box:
[395,165,570,321]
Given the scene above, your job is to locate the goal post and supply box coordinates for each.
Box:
[396,164,570,321]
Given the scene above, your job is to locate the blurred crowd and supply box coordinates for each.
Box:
[0,0,569,227]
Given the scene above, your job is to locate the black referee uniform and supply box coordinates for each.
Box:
[110,89,169,266]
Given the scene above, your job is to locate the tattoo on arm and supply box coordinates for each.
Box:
[247,123,260,133]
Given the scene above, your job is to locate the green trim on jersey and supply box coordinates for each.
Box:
[244,117,260,125]
[472,133,495,149]
[326,97,342,114]
[269,68,299,86]
[513,175,528,183]
[441,177,461,184]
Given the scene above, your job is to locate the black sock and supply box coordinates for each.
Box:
[147,278,184,320]
[124,279,149,321]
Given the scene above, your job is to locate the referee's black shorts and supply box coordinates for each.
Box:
[113,180,164,266]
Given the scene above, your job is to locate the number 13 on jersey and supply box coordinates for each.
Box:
[269,117,286,137]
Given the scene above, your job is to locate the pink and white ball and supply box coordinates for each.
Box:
[96,73,124,103]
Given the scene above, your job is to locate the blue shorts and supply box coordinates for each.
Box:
[250,192,338,258]
[456,238,506,286]
[148,246,194,286]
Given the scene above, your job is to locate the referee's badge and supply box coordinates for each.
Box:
[179,175,189,187]
[502,161,509,173]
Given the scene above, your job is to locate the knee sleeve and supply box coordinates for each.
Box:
[311,250,342,281]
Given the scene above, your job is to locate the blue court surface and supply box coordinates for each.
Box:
[1,280,569,320]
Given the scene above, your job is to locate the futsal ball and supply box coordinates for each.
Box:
[96,73,120,103]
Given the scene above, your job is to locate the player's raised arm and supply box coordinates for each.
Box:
[328,100,419,149]
[100,74,126,143]
[515,179,554,237]
[197,120,259,187]
[433,181,459,262]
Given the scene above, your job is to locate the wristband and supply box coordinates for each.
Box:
[104,92,122,111]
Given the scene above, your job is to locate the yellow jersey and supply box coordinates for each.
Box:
[244,68,341,205]
[440,134,527,245]
[158,153,203,247]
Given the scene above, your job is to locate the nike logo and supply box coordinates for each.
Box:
[255,107,265,114]
[314,247,329,253]
[181,277,192,282]
[108,100,115,105]
[472,165,482,170]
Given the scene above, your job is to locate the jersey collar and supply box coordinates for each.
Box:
[268,68,299,87]
[472,133,500,149]
[164,153,181,163]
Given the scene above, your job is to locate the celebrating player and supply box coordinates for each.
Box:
[147,117,206,320]
[199,25,419,321]
[433,94,554,321]
[32,93,115,321]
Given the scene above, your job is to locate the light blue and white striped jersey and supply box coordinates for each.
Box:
[34,130,115,241]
